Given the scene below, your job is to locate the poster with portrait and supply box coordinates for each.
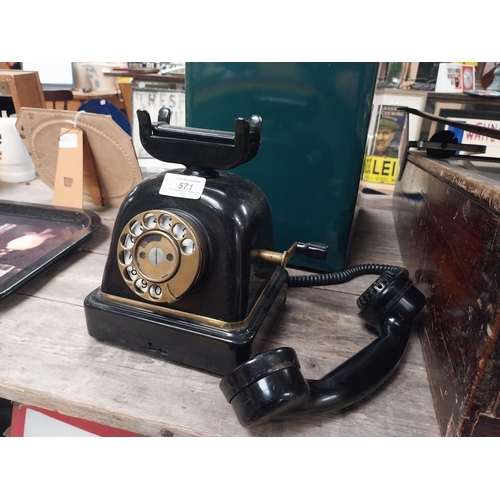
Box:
[363,105,407,184]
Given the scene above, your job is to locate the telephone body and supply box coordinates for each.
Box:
[85,108,292,375]
[96,164,281,321]
[84,108,425,427]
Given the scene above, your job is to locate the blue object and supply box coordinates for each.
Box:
[78,99,131,135]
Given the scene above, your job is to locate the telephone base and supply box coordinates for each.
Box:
[84,268,288,376]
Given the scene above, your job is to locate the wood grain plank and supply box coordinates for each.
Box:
[13,250,105,305]
[0,294,438,436]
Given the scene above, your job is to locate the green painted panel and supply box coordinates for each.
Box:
[185,62,377,271]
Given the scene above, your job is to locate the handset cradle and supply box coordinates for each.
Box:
[136,107,262,172]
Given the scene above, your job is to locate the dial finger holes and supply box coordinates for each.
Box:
[120,251,132,266]
[173,223,187,239]
[149,285,163,299]
[135,278,148,292]
[130,220,143,236]
[126,266,138,281]
[143,213,157,229]
[181,238,195,254]
[159,214,172,230]
[117,210,202,304]
[122,233,135,249]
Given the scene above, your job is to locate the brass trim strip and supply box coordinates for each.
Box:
[101,269,281,331]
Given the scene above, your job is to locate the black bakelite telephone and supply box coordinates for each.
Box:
[84,107,425,428]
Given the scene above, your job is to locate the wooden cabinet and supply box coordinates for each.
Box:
[394,151,500,436]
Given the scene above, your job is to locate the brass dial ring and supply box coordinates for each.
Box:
[117,210,203,303]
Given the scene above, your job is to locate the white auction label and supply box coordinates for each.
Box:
[59,133,78,149]
[159,172,206,199]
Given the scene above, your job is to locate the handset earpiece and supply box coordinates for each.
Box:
[219,269,425,428]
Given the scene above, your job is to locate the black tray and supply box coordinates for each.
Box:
[0,201,101,298]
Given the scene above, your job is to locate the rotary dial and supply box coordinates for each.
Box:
[117,210,203,303]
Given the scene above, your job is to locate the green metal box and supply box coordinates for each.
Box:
[185,62,377,271]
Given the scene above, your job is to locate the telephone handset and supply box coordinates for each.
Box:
[84,108,425,428]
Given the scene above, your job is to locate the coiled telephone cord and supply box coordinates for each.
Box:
[287,263,404,287]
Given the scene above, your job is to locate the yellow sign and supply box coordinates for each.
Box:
[362,156,398,184]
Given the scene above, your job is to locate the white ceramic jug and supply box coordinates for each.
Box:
[0,116,36,183]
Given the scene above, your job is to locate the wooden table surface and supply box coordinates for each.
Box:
[0,178,440,436]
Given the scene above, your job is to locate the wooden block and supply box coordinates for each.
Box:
[0,70,45,112]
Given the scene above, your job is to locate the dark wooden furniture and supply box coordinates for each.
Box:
[393,151,500,436]
[104,70,185,85]
[43,89,74,110]
[426,91,500,107]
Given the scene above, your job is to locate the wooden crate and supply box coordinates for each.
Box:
[393,152,500,436]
